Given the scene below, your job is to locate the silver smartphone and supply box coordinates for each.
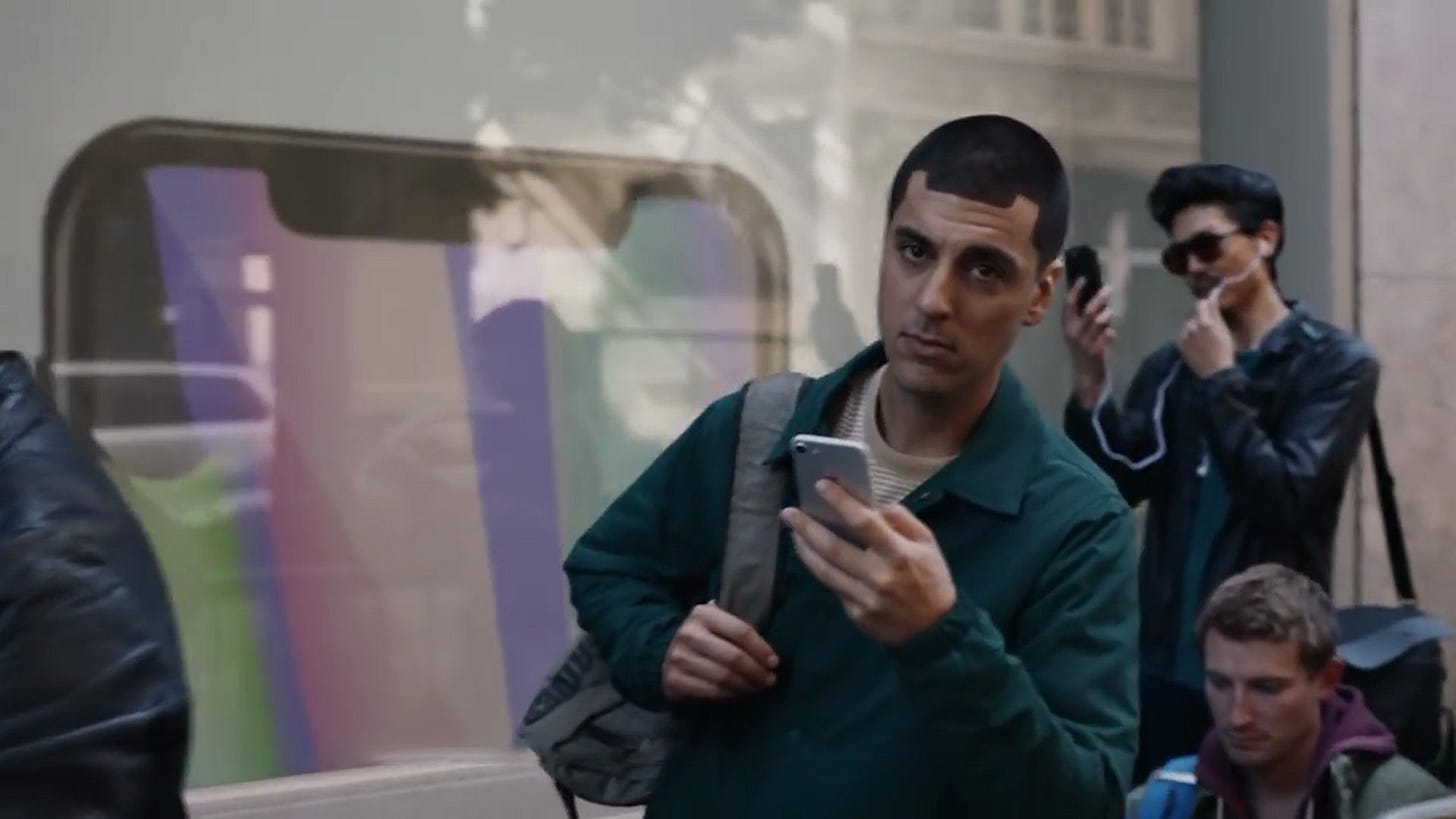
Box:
[789,433,875,545]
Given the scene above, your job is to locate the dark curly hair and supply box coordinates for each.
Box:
[1147,163,1285,280]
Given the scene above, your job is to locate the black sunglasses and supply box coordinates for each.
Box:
[1161,229,1246,276]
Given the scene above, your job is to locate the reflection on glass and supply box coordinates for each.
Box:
[1105,0,1126,45]
[1052,0,1080,40]
[1131,0,1152,49]
[36,0,1200,794]
[1022,0,1045,34]
[46,133,787,787]
[1104,0,1154,49]
[954,0,1002,30]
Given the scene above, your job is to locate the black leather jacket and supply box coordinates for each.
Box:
[1064,304,1379,666]
[0,353,190,817]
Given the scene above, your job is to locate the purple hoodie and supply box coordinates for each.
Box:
[1193,685,1398,818]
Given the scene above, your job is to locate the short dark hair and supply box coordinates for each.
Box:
[886,115,1069,268]
[1147,163,1285,278]
[1196,563,1338,676]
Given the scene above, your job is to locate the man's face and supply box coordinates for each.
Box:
[877,172,1057,401]
[1204,630,1340,772]
[1166,204,1273,310]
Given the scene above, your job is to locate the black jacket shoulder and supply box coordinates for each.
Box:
[0,353,190,818]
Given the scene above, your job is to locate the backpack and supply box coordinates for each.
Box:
[1336,415,1456,783]
[518,372,808,818]
[1133,755,1200,819]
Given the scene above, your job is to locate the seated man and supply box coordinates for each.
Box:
[1129,564,1448,819]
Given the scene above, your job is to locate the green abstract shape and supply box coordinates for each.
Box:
[107,460,282,786]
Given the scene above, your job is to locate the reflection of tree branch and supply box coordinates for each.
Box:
[470,0,795,128]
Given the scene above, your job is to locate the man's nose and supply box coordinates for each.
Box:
[915,263,955,318]
[1229,691,1256,727]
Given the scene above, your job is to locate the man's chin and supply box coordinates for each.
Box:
[886,358,963,398]
[1221,740,1275,770]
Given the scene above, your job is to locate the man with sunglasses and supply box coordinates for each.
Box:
[1060,163,1380,782]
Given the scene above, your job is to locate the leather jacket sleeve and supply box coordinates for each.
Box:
[1197,341,1380,543]
[0,353,190,818]
[0,530,190,818]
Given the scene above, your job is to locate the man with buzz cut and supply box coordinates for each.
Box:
[564,114,1139,818]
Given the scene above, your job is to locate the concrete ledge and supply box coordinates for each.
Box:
[186,753,643,819]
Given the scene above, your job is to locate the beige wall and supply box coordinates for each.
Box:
[1351,0,1456,633]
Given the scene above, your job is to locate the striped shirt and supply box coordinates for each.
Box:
[831,365,953,505]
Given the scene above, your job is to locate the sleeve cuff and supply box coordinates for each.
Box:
[1063,395,1091,428]
[1063,394,1101,444]
[1194,367,1250,426]
[889,593,986,668]
[1198,366,1247,394]
[612,615,683,712]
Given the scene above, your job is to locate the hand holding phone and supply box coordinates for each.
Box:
[789,434,874,546]
[1060,245,1114,406]
[1063,244,1104,311]
[779,457,960,646]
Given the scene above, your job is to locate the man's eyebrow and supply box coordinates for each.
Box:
[891,226,934,247]
[957,243,1021,271]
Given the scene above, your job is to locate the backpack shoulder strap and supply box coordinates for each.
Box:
[1134,755,1201,819]
[717,372,809,630]
[1367,412,1418,603]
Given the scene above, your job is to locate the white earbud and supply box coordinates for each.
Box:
[1206,246,1264,303]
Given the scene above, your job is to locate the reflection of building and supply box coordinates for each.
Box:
[469,1,1200,398]
[847,0,1197,180]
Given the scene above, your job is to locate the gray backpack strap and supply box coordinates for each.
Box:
[716,372,808,630]
[519,372,807,813]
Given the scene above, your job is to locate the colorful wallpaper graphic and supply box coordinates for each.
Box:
[94,166,761,786]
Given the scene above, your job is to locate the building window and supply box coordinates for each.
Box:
[1023,0,1083,40]
[1052,0,1080,39]
[1104,0,1124,45]
[1022,0,1044,34]
[954,0,1002,30]
[1129,0,1151,48]
[1105,0,1152,49]
[890,0,919,23]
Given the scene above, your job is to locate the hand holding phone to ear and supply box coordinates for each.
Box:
[1063,283,1115,403]
[1061,249,1115,408]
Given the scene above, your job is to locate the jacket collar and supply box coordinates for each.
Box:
[766,342,1043,517]
[1257,300,1323,359]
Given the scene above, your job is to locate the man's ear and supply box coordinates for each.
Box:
[1023,257,1063,327]
[1317,656,1345,696]
[1255,219,1282,259]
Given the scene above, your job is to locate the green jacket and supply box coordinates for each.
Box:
[1126,753,1450,819]
[564,344,1140,817]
